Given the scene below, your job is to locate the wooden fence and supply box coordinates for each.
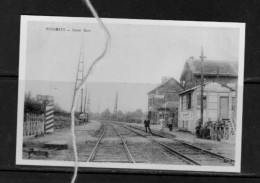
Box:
[23,113,44,136]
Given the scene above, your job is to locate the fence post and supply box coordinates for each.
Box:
[23,113,45,136]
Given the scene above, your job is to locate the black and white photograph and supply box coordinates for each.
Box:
[16,15,245,172]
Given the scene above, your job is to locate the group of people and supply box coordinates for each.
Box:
[158,116,174,132]
[144,113,232,141]
[143,113,176,135]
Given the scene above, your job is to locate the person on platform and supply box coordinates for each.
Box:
[144,117,152,134]
[159,117,165,132]
[168,114,174,131]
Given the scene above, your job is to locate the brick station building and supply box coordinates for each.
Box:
[148,77,183,125]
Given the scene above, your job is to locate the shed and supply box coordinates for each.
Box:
[178,80,236,133]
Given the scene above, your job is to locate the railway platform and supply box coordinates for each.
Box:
[23,120,102,160]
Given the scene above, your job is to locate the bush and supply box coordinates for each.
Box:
[24,92,44,115]
[54,104,70,117]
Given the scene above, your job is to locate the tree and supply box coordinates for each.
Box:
[117,110,125,121]
[124,111,132,122]
[111,110,125,121]
[134,109,143,117]
[101,108,111,120]
[90,112,100,120]
[122,109,143,123]
[54,103,70,117]
[24,92,44,115]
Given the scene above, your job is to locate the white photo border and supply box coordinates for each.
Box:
[16,15,245,173]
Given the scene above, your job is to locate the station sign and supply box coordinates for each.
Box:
[37,95,54,103]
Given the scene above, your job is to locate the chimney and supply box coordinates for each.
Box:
[162,77,170,83]
[217,66,219,80]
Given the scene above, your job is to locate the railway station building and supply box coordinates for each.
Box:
[148,77,183,125]
[178,57,238,133]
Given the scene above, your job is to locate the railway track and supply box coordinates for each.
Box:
[108,121,235,166]
[87,123,135,163]
[88,122,192,164]
[110,123,198,165]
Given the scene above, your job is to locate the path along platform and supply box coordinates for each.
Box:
[23,120,102,149]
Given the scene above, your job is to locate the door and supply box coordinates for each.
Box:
[220,97,229,119]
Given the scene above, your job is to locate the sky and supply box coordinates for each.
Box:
[25,80,157,113]
[23,18,241,113]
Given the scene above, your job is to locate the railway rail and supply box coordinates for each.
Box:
[108,121,235,166]
[88,122,192,164]
[111,122,199,165]
[87,123,135,163]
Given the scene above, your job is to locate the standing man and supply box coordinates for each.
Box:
[168,114,173,131]
[144,116,152,134]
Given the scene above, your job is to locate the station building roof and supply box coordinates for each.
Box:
[180,59,238,81]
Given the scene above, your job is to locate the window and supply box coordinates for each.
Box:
[156,98,164,105]
[156,90,163,95]
[181,93,192,110]
[187,93,192,109]
[182,95,186,110]
[166,93,174,101]
[197,95,207,109]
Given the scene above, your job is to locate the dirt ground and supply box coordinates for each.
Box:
[22,119,236,164]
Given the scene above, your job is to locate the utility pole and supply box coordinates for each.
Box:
[217,66,220,80]
[113,91,118,121]
[200,47,206,125]
[98,98,100,120]
[80,49,84,113]
[71,43,85,113]
[83,88,87,114]
[86,91,90,117]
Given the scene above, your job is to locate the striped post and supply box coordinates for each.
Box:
[45,101,54,133]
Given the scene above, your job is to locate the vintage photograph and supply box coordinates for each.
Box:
[16,16,245,172]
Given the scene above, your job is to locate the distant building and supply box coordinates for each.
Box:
[178,81,236,133]
[180,58,238,90]
[148,78,183,125]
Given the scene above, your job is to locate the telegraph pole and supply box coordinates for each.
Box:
[80,47,84,113]
[217,66,220,80]
[200,47,206,125]
[71,43,85,113]
[98,98,100,120]
[86,91,90,115]
[113,91,118,121]
[83,88,87,114]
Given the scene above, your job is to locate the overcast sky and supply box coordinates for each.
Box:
[25,19,240,83]
[23,18,241,112]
